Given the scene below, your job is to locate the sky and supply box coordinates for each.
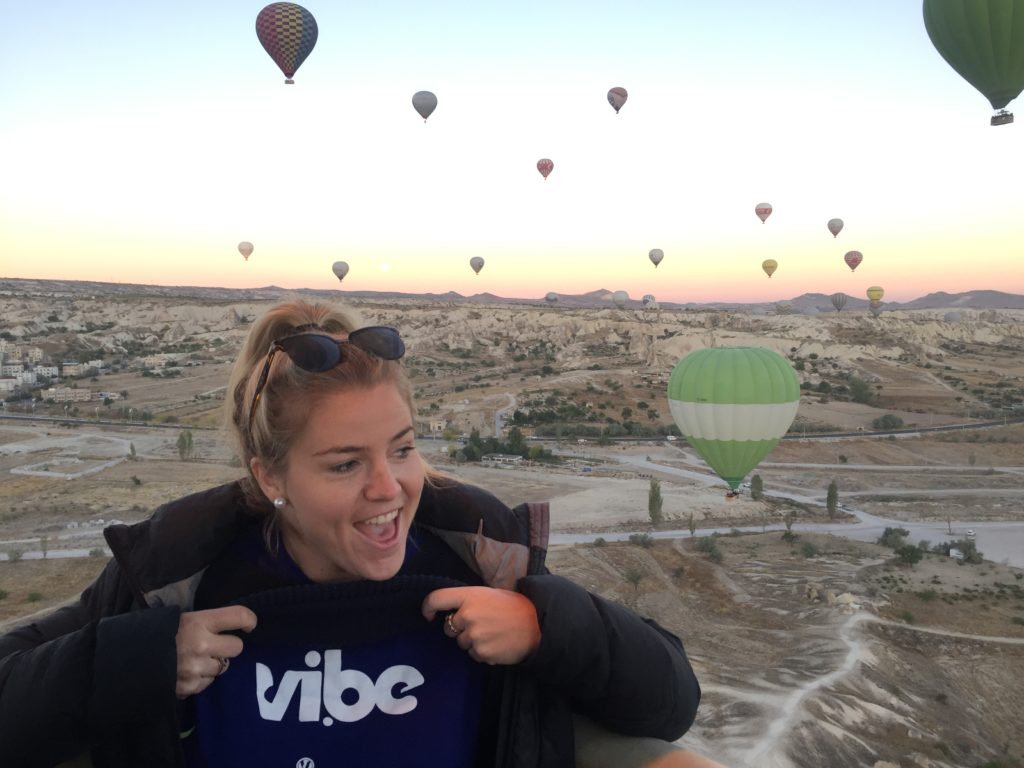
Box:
[2,1,1022,304]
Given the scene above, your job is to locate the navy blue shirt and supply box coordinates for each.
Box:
[183,522,489,767]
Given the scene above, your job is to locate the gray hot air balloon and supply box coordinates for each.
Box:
[827,218,844,238]
[545,292,558,304]
[331,261,349,282]
[607,87,628,113]
[803,306,820,316]
[613,290,629,309]
[412,91,437,121]
[774,302,793,316]
[830,292,848,312]
[642,294,657,308]
[469,256,484,275]
[648,248,664,267]
[869,300,884,317]
[944,310,962,322]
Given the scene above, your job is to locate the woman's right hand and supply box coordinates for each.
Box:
[175,605,258,698]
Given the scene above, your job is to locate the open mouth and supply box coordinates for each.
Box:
[355,508,401,546]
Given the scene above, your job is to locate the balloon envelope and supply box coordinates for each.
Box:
[537,159,554,179]
[869,301,884,317]
[844,251,863,271]
[545,292,558,304]
[762,259,778,278]
[667,347,800,490]
[470,256,485,274]
[607,87,628,113]
[238,241,254,261]
[648,248,664,267]
[412,91,438,121]
[255,3,318,83]
[612,290,629,309]
[642,294,657,308]
[944,310,962,322]
[866,286,885,302]
[331,261,349,281]
[755,203,773,223]
[830,292,848,312]
[923,0,1024,111]
[828,218,844,237]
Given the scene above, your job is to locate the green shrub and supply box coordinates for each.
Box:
[0,589,8,600]
[801,542,818,558]
[628,533,654,549]
[89,548,107,558]
[896,545,923,565]
[27,592,43,602]
[901,610,914,624]
[696,536,723,563]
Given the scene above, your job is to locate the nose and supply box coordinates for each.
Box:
[364,459,400,500]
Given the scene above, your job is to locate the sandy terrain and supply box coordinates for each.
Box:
[3,289,1024,766]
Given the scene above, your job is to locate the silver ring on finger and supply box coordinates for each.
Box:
[216,657,230,676]
[444,611,462,637]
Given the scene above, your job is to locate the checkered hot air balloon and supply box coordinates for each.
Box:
[256,3,318,84]
[668,347,800,491]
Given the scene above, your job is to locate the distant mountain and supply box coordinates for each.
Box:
[1,278,1022,310]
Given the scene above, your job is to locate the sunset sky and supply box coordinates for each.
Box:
[2,1,1022,304]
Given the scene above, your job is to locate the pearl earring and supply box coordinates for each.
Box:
[273,497,286,510]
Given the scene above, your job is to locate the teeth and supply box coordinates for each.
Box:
[362,509,399,526]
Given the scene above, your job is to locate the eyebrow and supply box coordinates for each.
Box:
[312,426,415,457]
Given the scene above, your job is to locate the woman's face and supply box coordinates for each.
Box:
[255,382,424,582]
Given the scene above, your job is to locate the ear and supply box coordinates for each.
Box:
[250,457,285,504]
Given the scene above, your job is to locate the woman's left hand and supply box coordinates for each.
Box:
[422,586,541,665]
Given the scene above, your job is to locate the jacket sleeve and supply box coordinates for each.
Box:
[516,573,700,741]
[0,559,181,767]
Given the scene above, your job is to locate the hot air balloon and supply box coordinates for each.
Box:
[827,218,844,238]
[545,292,558,304]
[923,0,1024,125]
[613,290,629,309]
[774,302,793,315]
[667,347,800,491]
[803,306,820,316]
[869,301,884,317]
[642,294,657,308]
[755,203,773,223]
[944,310,962,322]
[648,248,664,267]
[255,3,318,84]
[866,286,885,302]
[607,87,628,113]
[762,259,778,278]
[831,292,848,312]
[470,256,485,275]
[412,91,437,121]
[844,251,863,271]
[331,261,349,282]
[537,159,554,180]
[238,242,254,261]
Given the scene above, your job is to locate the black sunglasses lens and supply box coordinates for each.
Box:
[349,327,405,359]
[280,335,341,372]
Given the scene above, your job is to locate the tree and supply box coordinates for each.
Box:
[872,414,904,430]
[848,376,875,405]
[968,451,977,467]
[688,513,696,537]
[878,526,909,549]
[895,544,923,566]
[826,479,839,520]
[176,429,194,460]
[750,474,763,500]
[506,427,526,456]
[129,442,137,460]
[624,567,644,592]
[40,536,49,560]
[648,478,664,525]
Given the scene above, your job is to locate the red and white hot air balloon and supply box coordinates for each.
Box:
[755,202,773,223]
[537,158,554,179]
[844,250,863,271]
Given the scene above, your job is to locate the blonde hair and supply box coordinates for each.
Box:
[225,300,419,516]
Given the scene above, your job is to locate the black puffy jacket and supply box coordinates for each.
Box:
[0,479,700,767]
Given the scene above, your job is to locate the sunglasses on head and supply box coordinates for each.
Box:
[247,326,405,432]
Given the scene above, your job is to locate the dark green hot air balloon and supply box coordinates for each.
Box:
[923,0,1024,125]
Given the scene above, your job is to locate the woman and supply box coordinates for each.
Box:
[0,300,703,767]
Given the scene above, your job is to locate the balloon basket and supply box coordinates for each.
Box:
[991,110,1014,126]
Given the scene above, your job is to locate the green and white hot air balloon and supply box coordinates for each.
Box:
[667,347,800,491]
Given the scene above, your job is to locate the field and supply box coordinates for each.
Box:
[2,287,1024,767]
